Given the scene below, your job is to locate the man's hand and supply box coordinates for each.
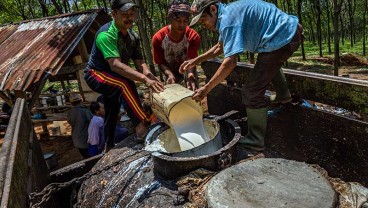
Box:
[179,59,196,74]
[186,76,196,91]
[192,86,209,102]
[145,77,164,93]
[166,74,176,84]
[145,72,160,82]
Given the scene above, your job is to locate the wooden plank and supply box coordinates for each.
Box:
[0,98,49,207]
[76,71,86,101]
[77,39,90,62]
[55,63,87,76]
[48,73,77,82]
[32,102,90,111]
[39,90,94,97]
[28,78,48,111]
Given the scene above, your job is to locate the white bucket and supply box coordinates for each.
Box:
[53,121,66,134]
[41,98,48,107]
[151,84,203,127]
[151,84,208,151]
[56,95,65,106]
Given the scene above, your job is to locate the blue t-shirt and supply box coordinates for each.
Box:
[216,0,299,57]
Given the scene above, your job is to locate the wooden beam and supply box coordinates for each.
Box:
[28,78,48,110]
[56,63,87,75]
[75,70,86,101]
[39,90,94,97]
[77,38,90,62]
[0,91,11,106]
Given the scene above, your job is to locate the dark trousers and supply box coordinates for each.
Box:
[84,69,148,146]
[78,148,90,159]
[242,24,304,108]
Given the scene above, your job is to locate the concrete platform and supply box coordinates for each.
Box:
[206,158,337,208]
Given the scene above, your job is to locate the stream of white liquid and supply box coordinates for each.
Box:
[168,98,210,151]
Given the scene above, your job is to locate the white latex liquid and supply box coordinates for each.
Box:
[169,98,210,151]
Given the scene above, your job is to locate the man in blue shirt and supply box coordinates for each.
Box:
[180,0,303,157]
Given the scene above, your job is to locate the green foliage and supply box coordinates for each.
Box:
[1,0,368,73]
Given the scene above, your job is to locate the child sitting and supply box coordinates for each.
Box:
[87,101,105,156]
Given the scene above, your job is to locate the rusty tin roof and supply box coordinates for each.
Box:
[0,10,102,91]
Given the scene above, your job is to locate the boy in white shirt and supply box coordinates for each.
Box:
[87,101,105,156]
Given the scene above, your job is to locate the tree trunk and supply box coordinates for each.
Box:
[340,12,344,45]
[250,53,255,64]
[307,12,316,43]
[297,0,306,60]
[272,0,278,7]
[157,1,167,25]
[313,1,323,57]
[135,0,156,75]
[28,0,35,18]
[347,0,354,47]
[333,0,343,76]
[82,0,87,10]
[326,0,332,54]
[38,0,49,16]
[62,0,69,13]
[102,0,108,12]
[73,0,79,11]
[50,0,64,14]
[364,0,367,56]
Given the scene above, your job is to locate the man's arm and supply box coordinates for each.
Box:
[107,58,164,92]
[179,42,223,74]
[134,59,161,83]
[205,54,237,91]
[191,54,237,101]
[158,64,176,84]
[107,58,147,83]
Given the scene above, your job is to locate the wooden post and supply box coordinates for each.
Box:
[0,91,12,106]
[28,78,48,110]
[76,71,86,101]
[77,39,90,62]
[60,81,66,105]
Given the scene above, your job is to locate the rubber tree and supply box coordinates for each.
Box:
[134,0,157,76]
[333,0,344,76]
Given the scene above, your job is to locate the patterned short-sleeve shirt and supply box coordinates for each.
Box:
[152,26,200,81]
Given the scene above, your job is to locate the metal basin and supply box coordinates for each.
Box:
[145,119,222,157]
[145,119,241,179]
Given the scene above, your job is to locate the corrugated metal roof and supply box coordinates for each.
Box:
[0,10,100,91]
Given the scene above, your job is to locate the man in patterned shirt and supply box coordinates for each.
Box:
[180,0,303,157]
[152,0,200,90]
[84,0,164,149]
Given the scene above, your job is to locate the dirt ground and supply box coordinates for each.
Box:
[34,121,84,169]
[288,53,368,80]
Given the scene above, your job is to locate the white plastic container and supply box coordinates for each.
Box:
[53,121,66,135]
[151,84,209,151]
[151,84,203,127]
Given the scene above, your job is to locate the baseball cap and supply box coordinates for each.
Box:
[69,94,82,103]
[111,0,138,12]
[190,0,218,27]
